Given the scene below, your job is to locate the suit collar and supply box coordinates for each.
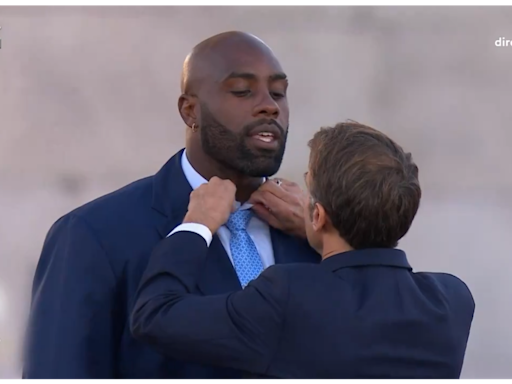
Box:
[152,149,191,237]
[321,248,412,272]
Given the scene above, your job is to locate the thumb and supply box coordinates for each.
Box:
[248,190,263,205]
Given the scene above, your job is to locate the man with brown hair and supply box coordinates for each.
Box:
[131,121,475,379]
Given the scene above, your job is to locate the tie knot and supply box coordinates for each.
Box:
[226,209,253,232]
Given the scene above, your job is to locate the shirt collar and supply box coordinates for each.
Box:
[181,149,266,211]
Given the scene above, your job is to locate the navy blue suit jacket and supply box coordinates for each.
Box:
[131,231,475,379]
[23,149,320,378]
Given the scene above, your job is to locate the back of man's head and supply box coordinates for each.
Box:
[307,121,421,249]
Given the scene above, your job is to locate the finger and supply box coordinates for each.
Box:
[271,177,296,188]
[252,180,290,202]
[251,203,282,229]
[248,190,265,205]
[221,178,236,188]
[260,180,300,204]
[248,190,271,207]
[225,181,237,197]
[263,179,302,197]
[227,179,237,188]
[251,191,290,216]
[272,178,283,187]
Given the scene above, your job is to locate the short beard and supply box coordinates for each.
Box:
[199,103,288,177]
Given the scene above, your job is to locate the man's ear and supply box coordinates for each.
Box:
[178,94,197,128]
[312,202,327,232]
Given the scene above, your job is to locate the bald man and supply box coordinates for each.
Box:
[23,32,319,379]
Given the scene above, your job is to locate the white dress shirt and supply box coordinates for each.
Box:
[168,150,275,269]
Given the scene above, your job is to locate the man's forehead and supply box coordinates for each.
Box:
[184,34,286,92]
[211,49,285,82]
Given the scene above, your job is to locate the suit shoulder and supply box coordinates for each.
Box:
[256,263,318,288]
[44,175,157,250]
[257,264,289,285]
[416,271,475,310]
[420,272,473,296]
[40,176,158,276]
[265,262,323,281]
[70,175,154,218]
[52,175,154,231]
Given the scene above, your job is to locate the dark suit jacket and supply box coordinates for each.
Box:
[131,231,475,379]
[23,149,319,378]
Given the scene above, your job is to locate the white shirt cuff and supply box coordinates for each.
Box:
[167,223,213,247]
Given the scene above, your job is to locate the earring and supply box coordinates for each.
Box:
[191,123,198,132]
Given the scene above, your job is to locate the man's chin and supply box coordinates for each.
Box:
[241,161,282,178]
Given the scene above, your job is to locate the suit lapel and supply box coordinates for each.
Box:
[152,149,241,295]
[270,227,294,264]
[152,149,191,238]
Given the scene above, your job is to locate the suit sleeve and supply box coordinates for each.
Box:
[23,214,119,378]
[130,231,289,375]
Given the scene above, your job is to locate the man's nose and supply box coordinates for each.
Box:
[252,91,280,118]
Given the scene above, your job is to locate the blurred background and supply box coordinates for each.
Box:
[0,5,511,378]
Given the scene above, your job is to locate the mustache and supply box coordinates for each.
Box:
[243,118,286,137]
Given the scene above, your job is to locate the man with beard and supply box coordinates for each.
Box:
[23,31,319,379]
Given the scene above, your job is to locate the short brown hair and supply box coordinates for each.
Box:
[307,121,421,249]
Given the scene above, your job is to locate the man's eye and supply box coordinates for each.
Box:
[231,90,250,97]
[271,92,285,99]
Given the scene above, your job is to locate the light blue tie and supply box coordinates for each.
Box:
[225,210,264,288]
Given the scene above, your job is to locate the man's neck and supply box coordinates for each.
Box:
[186,147,263,203]
[321,235,353,260]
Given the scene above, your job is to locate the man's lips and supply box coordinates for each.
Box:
[248,124,282,143]
[252,132,276,143]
